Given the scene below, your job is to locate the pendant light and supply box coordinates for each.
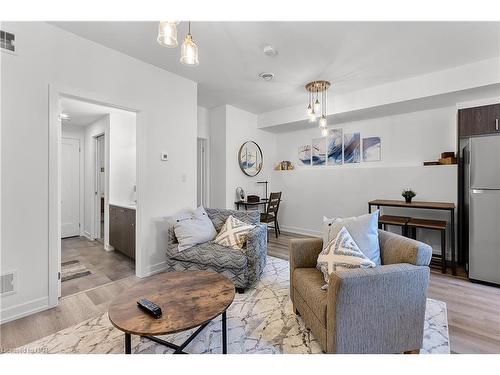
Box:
[180,21,199,66]
[157,21,178,48]
[305,80,330,132]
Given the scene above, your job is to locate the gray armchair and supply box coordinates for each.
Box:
[165,208,267,292]
[289,229,432,354]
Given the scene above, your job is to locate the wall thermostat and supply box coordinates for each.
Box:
[160,152,168,161]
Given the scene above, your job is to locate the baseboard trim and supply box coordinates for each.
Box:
[280,225,321,237]
[104,243,114,252]
[141,260,167,278]
[83,231,94,241]
[0,296,49,324]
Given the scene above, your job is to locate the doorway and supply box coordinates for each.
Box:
[61,137,81,238]
[94,134,105,243]
[197,138,208,207]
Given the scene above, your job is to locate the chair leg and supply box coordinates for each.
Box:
[276,219,281,234]
[274,220,278,239]
[266,225,269,242]
[236,288,245,294]
[441,229,447,274]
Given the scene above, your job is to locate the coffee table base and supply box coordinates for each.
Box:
[124,311,227,354]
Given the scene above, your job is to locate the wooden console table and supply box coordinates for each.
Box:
[368,199,456,275]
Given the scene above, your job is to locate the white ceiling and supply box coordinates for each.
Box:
[60,97,110,126]
[52,21,500,114]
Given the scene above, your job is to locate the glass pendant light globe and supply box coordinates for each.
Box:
[321,127,328,137]
[309,110,317,123]
[307,103,312,116]
[314,99,321,113]
[157,21,178,48]
[180,33,199,66]
[319,115,327,128]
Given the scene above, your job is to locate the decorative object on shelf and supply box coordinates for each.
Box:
[362,136,381,162]
[275,161,294,170]
[312,137,326,166]
[238,141,263,177]
[402,189,416,203]
[343,133,360,163]
[327,128,343,165]
[157,21,199,66]
[235,187,246,202]
[298,145,311,166]
[305,80,330,133]
[247,195,260,203]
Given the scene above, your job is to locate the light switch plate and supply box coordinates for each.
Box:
[160,152,168,161]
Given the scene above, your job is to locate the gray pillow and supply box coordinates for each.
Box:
[322,210,381,265]
[173,206,217,251]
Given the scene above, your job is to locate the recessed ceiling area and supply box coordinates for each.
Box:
[52,21,500,114]
[60,97,111,126]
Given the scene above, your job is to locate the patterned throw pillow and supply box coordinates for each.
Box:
[317,226,376,289]
[214,215,255,250]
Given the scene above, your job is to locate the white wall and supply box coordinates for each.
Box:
[1,22,197,323]
[197,106,210,139]
[109,110,136,207]
[209,105,227,208]
[273,106,458,258]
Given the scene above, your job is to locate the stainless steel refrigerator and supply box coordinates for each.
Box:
[464,135,500,285]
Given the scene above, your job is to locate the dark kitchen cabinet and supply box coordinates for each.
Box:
[109,205,136,259]
[459,103,500,138]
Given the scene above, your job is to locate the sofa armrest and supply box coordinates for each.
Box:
[245,224,268,283]
[289,238,323,304]
[378,229,432,266]
[165,225,178,257]
[326,264,430,353]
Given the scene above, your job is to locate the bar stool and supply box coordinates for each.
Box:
[407,218,447,273]
[378,215,411,237]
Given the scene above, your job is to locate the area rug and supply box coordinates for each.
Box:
[61,260,91,282]
[19,256,450,354]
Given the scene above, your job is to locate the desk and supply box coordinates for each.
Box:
[368,199,456,275]
[234,199,268,210]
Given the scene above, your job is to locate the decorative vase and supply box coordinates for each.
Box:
[405,197,412,203]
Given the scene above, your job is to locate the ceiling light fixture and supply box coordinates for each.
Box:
[180,21,199,66]
[305,80,330,133]
[258,72,275,81]
[157,21,178,48]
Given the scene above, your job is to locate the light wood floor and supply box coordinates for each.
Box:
[1,232,499,353]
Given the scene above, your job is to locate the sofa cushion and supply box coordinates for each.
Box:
[173,206,217,251]
[168,241,247,270]
[214,215,255,250]
[292,268,328,327]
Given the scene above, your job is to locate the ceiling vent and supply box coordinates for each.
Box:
[0,30,15,53]
[258,72,275,81]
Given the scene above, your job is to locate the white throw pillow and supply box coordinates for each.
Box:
[322,210,381,265]
[317,226,376,289]
[214,215,255,250]
[173,206,217,252]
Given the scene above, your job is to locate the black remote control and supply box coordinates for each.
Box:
[137,298,162,319]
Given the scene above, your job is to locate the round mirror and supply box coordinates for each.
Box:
[238,141,263,177]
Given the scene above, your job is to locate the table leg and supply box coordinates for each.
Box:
[451,208,456,276]
[368,203,371,213]
[125,333,131,354]
[222,311,227,354]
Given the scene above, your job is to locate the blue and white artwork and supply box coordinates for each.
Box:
[343,133,360,164]
[362,136,381,162]
[312,137,326,166]
[298,144,311,166]
[327,128,343,165]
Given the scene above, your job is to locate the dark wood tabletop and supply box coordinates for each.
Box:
[108,271,235,336]
[368,199,455,210]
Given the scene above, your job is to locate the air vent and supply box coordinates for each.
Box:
[0,30,15,53]
[1,272,16,295]
[258,72,275,81]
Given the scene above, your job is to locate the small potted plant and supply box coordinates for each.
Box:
[402,189,416,204]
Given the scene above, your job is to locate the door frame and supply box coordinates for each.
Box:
[197,137,209,207]
[48,84,141,308]
[93,133,106,243]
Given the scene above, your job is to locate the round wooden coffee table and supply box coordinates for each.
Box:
[108,270,235,354]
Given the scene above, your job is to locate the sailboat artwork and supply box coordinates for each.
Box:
[298,145,311,166]
[312,137,326,166]
[238,141,263,176]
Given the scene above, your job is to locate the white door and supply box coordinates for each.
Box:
[61,137,80,238]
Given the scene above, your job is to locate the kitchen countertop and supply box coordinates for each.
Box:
[109,203,136,210]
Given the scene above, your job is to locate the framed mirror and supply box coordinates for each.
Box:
[238,141,263,177]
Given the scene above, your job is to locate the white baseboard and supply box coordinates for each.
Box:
[141,260,167,278]
[83,231,94,241]
[0,296,49,324]
[104,243,114,251]
[280,225,321,237]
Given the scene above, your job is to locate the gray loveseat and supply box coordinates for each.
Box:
[166,208,268,292]
[290,229,432,354]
